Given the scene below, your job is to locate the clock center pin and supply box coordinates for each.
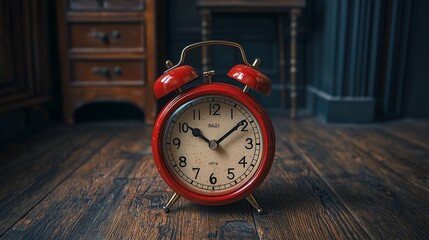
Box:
[209,140,218,150]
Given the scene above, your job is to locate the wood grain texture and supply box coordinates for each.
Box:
[0,124,113,235]
[0,123,141,239]
[0,116,428,239]
[380,119,429,149]
[337,125,429,190]
[285,118,429,239]
[251,127,371,239]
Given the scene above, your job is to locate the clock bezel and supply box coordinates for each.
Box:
[152,83,275,206]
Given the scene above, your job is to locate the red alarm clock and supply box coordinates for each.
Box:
[152,41,275,213]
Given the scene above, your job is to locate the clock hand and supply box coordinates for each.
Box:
[187,126,211,145]
[187,125,219,150]
[216,119,247,145]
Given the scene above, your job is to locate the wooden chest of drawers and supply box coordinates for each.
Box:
[56,0,159,124]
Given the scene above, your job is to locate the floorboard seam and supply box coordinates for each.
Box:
[379,126,429,149]
[249,204,261,240]
[289,140,375,240]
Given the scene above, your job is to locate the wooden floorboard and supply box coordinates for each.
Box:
[0,117,428,239]
[380,119,429,149]
[0,124,113,235]
[285,118,429,239]
[338,125,428,191]
[251,121,371,239]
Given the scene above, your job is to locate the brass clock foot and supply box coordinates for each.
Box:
[246,194,264,214]
[163,192,180,213]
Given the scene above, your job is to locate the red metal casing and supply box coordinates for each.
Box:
[227,64,272,96]
[152,83,275,206]
[153,65,199,99]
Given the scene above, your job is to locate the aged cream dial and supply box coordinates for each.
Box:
[163,95,263,195]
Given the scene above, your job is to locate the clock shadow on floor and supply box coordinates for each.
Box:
[168,199,259,238]
[171,197,253,215]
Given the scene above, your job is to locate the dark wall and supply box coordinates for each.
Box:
[305,0,386,122]
[402,0,429,117]
[0,0,55,142]
[305,0,428,122]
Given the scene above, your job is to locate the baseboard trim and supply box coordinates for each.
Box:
[307,86,376,123]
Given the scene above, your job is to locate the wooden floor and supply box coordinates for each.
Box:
[0,113,428,239]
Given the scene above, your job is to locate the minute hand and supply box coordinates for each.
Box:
[216,120,247,145]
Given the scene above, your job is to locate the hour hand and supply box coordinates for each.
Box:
[216,119,247,145]
[188,126,210,145]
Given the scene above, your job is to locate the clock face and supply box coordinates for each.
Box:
[162,95,263,195]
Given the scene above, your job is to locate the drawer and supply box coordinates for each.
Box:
[71,60,145,85]
[104,0,144,10]
[69,22,144,49]
[69,0,101,10]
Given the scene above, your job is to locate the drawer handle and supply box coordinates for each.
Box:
[111,30,121,41]
[91,67,123,78]
[92,67,110,77]
[113,66,122,76]
[90,31,108,43]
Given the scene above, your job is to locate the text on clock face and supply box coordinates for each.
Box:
[208,123,220,128]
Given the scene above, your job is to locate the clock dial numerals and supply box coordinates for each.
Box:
[179,156,187,167]
[193,109,201,120]
[238,156,247,168]
[227,168,235,180]
[192,168,200,179]
[240,120,249,132]
[209,173,217,185]
[163,96,263,195]
[245,138,253,149]
[209,103,221,116]
[178,122,189,133]
[172,138,181,149]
